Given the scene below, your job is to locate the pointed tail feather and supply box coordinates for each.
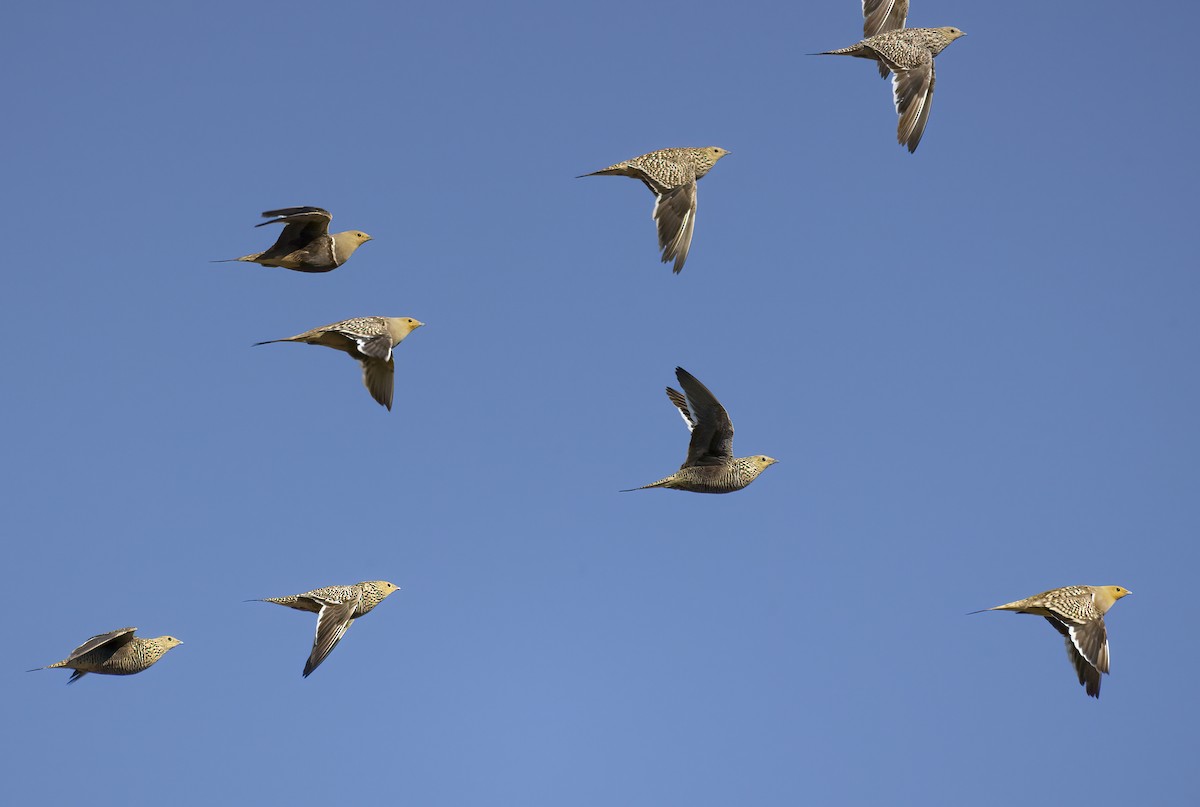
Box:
[211,253,262,264]
[619,476,673,492]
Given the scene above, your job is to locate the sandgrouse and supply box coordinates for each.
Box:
[218,206,372,272]
[255,316,423,410]
[624,367,776,493]
[581,147,729,273]
[30,627,182,683]
[818,26,965,152]
[973,585,1131,698]
[252,581,400,677]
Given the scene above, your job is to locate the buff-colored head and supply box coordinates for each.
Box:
[1094,585,1131,612]
[751,456,778,471]
[364,581,401,604]
[937,27,966,45]
[385,317,424,344]
[154,636,184,651]
[334,230,373,258]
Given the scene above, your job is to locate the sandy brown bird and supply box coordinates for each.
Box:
[624,367,776,493]
[217,207,372,272]
[30,627,182,683]
[255,316,424,410]
[973,585,1131,698]
[580,147,729,273]
[818,26,965,152]
[252,581,400,677]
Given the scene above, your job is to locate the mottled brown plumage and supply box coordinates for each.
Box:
[253,581,400,677]
[217,206,372,272]
[581,147,729,273]
[30,627,182,683]
[818,26,965,152]
[255,316,424,410]
[624,367,776,493]
[974,585,1131,698]
[862,0,909,77]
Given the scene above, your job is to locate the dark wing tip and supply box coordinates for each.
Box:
[256,206,332,226]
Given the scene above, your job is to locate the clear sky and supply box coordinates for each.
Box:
[4,1,1198,804]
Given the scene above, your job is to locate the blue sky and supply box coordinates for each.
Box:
[4,1,1198,804]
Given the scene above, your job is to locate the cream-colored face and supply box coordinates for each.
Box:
[352,231,373,243]
[159,637,183,648]
[753,456,777,468]
[1107,586,1132,599]
[942,27,965,40]
[374,581,401,595]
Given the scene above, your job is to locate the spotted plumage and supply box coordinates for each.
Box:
[253,580,400,677]
[580,147,729,273]
[30,627,182,683]
[216,206,372,272]
[255,315,424,410]
[818,26,965,152]
[624,367,776,493]
[862,0,909,77]
[974,585,1132,698]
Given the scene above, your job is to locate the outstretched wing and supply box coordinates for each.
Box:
[304,595,361,677]
[66,627,137,662]
[1045,617,1106,698]
[863,0,908,76]
[256,206,333,257]
[674,367,734,467]
[891,57,935,153]
[360,357,396,411]
[652,181,697,274]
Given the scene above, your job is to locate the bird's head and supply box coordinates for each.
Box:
[751,456,778,471]
[940,27,966,41]
[707,147,731,162]
[369,581,402,600]
[157,637,184,650]
[387,317,425,342]
[1095,585,1131,612]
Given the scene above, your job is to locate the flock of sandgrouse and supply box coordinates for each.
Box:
[30,2,1132,699]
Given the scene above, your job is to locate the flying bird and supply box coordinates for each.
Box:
[624,367,776,493]
[817,26,965,152]
[30,627,182,683]
[580,147,729,274]
[252,581,400,677]
[217,207,372,272]
[255,316,424,410]
[973,585,1132,698]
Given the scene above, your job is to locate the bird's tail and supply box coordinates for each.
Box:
[966,600,1023,615]
[251,338,296,347]
[810,46,863,57]
[210,253,263,264]
[251,595,304,608]
[577,164,633,179]
[619,476,674,493]
[27,660,66,672]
